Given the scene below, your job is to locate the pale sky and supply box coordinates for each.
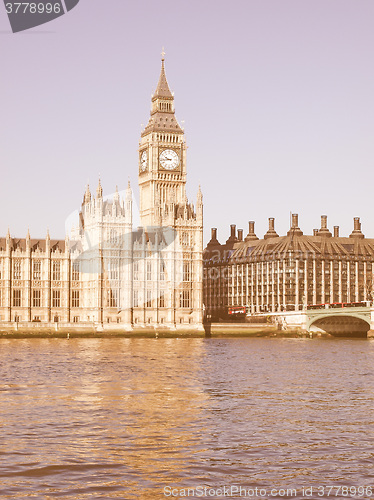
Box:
[1,1,374,245]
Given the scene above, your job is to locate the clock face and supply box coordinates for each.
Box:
[140,150,148,171]
[159,149,180,170]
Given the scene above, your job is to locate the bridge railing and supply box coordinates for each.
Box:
[307,301,371,311]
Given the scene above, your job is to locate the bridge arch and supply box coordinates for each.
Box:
[307,313,370,337]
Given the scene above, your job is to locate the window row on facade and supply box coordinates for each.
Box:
[7,289,81,308]
[0,259,80,281]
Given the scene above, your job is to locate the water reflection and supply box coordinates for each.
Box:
[1,338,374,498]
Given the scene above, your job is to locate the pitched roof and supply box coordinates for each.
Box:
[153,59,173,100]
[142,58,183,136]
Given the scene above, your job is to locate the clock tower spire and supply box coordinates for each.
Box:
[138,54,186,226]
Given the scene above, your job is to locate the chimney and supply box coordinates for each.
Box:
[350,217,365,239]
[237,229,243,241]
[318,215,332,237]
[287,213,303,237]
[245,221,259,241]
[334,226,339,238]
[207,227,220,247]
[226,224,237,243]
[264,217,279,239]
[313,229,318,236]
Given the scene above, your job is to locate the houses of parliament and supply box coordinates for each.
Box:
[0,57,204,332]
[1,57,374,334]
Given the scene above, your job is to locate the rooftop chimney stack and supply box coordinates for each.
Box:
[318,215,332,237]
[238,229,243,241]
[245,221,259,241]
[287,213,303,237]
[334,226,339,238]
[313,229,318,236]
[226,224,238,243]
[207,227,220,247]
[264,217,279,239]
[349,217,365,239]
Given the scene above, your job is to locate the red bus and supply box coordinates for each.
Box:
[228,306,247,317]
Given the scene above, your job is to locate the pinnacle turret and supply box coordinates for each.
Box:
[96,178,103,199]
[197,185,203,204]
[83,184,91,205]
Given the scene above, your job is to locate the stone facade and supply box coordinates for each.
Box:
[0,58,204,332]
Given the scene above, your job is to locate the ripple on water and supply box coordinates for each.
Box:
[1,337,374,498]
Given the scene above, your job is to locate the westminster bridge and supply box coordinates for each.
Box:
[258,303,374,337]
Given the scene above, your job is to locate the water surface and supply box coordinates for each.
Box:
[1,337,374,499]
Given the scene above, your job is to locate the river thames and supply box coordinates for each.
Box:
[1,337,374,499]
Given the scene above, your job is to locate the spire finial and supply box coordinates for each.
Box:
[161,47,165,61]
[96,177,103,198]
[84,183,91,204]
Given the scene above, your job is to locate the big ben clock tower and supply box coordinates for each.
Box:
[138,52,187,226]
[137,53,203,330]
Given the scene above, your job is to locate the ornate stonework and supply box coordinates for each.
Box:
[0,58,204,333]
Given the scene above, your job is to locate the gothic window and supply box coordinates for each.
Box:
[110,289,119,308]
[110,229,118,245]
[158,291,165,308]
[180,232,190,246]
[33,260,41,280]
[147,261,152,281]
[13,289,21,307]
[33,289,41,308]
[13,260,21,280]
[160,261,166,281]
[133,290,139,308]
[72,262,80,281]
[52,290,61,308]
[133,261,139,281]
[146,290,152,307]
[72,290,80,308]
[52,261,61,281]
[183,262,190,282]
[180,290,190,308]
[109,260,119,280]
